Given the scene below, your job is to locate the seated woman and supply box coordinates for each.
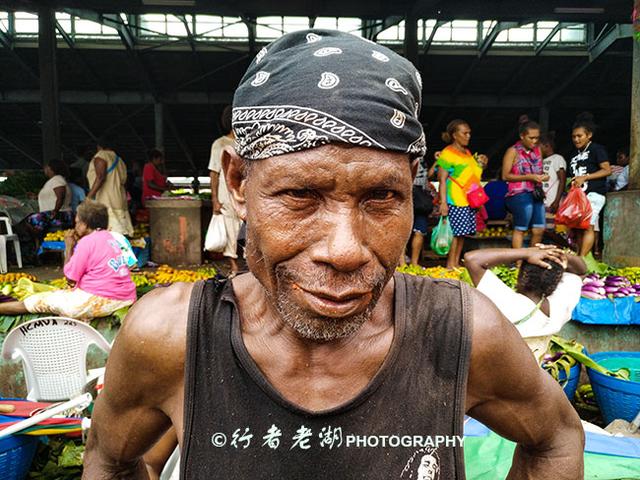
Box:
[0,200,136,321]
[464,246,586,363]
[27,159,74,246]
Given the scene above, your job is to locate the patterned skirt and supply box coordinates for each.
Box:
[27,210,74,236]
[448,205,477,237]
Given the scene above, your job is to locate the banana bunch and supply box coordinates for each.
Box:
[44,229,74,242]
[132,273,157,287]
[0,273,37,283]
[48,277,69,289]
[150,265,217,284]
[613,267,640,285]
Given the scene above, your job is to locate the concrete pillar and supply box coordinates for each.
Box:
[154,102,164,150]
[539,105,550,132]
[246,16,257,57]
[629,31,640,189]
[603,30,640,266]
[38,8,60,164]
[404,14,419,66]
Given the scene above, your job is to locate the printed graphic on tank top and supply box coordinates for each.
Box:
[181,273,472,479]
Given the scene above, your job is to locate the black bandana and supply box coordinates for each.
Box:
[232,29,426,160]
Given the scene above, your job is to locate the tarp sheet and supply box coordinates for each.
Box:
[464,418,640,479]
[572,297,640,325]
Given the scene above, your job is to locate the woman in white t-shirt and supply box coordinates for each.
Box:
[27,159,74,243]
[464,246,586,363]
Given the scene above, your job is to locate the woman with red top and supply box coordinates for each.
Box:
[502,120,549,249]
[142,149,172,205]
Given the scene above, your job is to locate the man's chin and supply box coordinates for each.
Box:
[285,313,369,342]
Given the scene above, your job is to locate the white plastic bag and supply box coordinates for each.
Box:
[204,214,227,252]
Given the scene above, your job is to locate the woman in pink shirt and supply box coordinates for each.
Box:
[0,200,136,321]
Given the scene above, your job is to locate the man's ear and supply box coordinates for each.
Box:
[221,146,247,221]
[410,157,420,180]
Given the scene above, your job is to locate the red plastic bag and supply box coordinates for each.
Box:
[555,186,593,229]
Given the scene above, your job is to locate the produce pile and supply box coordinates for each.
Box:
[475,226,510,238]
[43,229,73,242]
[132,223,149,239]
[132,265,217,288]
[0,273,38,301]
[581,273,640,300]
[0,171,46,197]
[489,265,519,289]
[396,264,472,284]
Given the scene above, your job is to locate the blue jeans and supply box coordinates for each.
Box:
[505,192,545,231]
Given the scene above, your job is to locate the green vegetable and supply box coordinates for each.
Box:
[549,336,630,380]
[58,442,84,468]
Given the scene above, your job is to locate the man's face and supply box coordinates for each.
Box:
[616,152,629,167]
[241,145,415,342]
[417,454,438,480]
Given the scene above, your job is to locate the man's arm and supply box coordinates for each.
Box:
[87,158,107,199]
[551,167,566,212]
[83,283,193,479]
[437,166,449,217]
[52,186,66,216]
[463,247,565,286]
[466,289,584,479]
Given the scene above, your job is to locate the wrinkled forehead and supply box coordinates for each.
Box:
[245,144,414,187]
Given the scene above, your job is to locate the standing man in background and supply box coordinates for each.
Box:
[86,135,134,236]
[209,106,242,276]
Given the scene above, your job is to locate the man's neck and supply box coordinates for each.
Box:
[230,272,397,411]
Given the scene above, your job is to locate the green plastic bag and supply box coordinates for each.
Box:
[430,216,453,256]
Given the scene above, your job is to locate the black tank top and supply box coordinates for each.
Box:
[181,273,472,479]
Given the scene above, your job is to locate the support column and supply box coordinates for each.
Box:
[404,13,419,66]
[629,33,640,189]
[246,16,257,57]
[602,24,640,266]
[154,102,164,150]
[38,7,60,163]
[539,105,550,132]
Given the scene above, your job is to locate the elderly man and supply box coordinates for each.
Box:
[83,30,583,479]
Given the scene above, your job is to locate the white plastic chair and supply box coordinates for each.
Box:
[0,216,22,274]
[1,316,111,402]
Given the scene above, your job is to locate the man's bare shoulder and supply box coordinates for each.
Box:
[110,282,195,388]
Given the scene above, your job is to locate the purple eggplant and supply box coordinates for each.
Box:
[582,285,605,296]
[581,290,605,300]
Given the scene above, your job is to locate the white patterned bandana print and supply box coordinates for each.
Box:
[233,29,426,160]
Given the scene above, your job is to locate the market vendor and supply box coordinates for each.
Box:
[87,136,134,236]
[26,159,73,244]
[142,149,172,206]
[464,246,587,363]
[0,200,136,320]
[84,30,584,479]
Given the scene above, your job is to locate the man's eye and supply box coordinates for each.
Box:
[368,190,395,201]
[284,189,316,199]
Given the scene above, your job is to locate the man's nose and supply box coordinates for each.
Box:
[312,210,372,272]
